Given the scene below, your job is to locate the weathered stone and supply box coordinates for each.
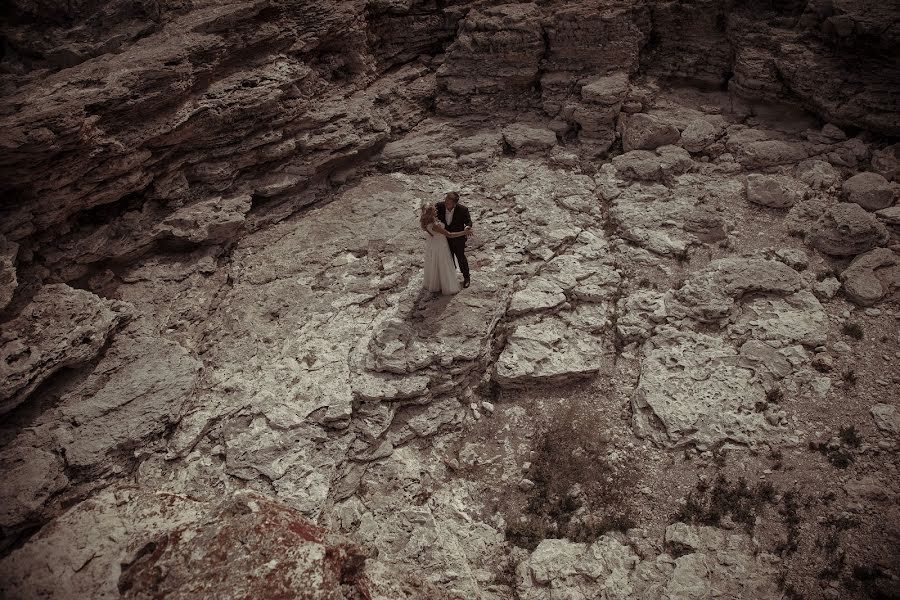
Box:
[581,72,630,105]
[842,172,895,211]
[809,203,890,256]
[674,257,803,323]
[840,248,900,306]
[680,119,723,153]
[509,277,567,316]
[0,235,17,311]
[516,524,783,600]
[502,124,558,153]
[795,159,843,190]
[0,284,128,416]
[612,146,694,182]
[495,306,612,387]
[746,174,807,208]
[871,403,900,435]
[611,176,734,255]
[623,113,681,152]
[735,140,808,169]
[632,327,780,448]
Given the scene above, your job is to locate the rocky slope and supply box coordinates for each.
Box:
[1,1,900,599]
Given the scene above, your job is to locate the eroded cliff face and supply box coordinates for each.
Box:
[1,1,899,600]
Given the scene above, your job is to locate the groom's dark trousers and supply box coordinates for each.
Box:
[435,202,471,282]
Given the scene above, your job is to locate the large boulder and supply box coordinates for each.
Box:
[842,172,895,211]
[795,159,842,190]
[502,124,558,153]
[839,248,900,306]
[735,140,808,169]
[680,118,723,153]
[622,113,681,152]
[809,203,890,256]
[872,144,900,181]
[745,174,808,208]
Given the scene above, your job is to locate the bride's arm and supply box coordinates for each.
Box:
[432,223,470,238]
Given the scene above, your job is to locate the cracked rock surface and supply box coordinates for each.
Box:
[1,1,899,599]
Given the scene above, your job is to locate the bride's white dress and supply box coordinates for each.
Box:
[423,222,461,295]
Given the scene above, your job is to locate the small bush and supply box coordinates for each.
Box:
[838,425,861,448]
[674,474,776,532]
[505,405,637,550]
[841,322,864,340]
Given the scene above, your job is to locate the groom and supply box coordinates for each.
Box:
[435,191,472,288]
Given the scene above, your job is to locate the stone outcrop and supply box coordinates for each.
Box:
[839,248,900,306]
[516,524,783,599]
[809,202,890,256]
[842,172,896,211]
[0,284,128,416]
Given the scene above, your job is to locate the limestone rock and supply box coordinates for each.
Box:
[735,140,808,169]
[871,403,900,435]
[50,318,201,470]
[436,3,544,116]
[0,434,68,542]
[746,174,808,208]
[509,277,567,316]
[581,72,630,105]
[795,159,842,190]
[516,525,783,599]
[809,203,890,256]
[632,328,780,448]
[842,172,895,211]
[0,235,17,311]
[0,284,128,416]
[502,124,558,153]
[623,113,681,152]
[839,248,900,306]
[495,306,612,387]
[680,119,723,153]
[674,257,803,323]
[730,290,828,348]
[610,176,734,256]
[612,146,694,182]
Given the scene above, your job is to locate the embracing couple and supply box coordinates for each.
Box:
[420,191,474,295]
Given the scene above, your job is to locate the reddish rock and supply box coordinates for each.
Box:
[119,490,371,600]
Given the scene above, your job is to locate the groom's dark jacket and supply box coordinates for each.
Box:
[435,202,472,247]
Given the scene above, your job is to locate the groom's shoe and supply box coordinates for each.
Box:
[463,279,470,288]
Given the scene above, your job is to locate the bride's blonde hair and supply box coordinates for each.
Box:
[420,203,435,235]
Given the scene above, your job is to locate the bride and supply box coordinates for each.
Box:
[420,203,472,295]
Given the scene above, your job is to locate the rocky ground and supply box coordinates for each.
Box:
[1,1,899,599]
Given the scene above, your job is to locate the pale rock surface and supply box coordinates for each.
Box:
[842,172,896,211]
[871,403,900,435]
[632,327,781,448]
[674,257,803,323]
[610,175,734,256]
[0,284,129,416]
[516,524,782,599]
[735,140,808,169]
